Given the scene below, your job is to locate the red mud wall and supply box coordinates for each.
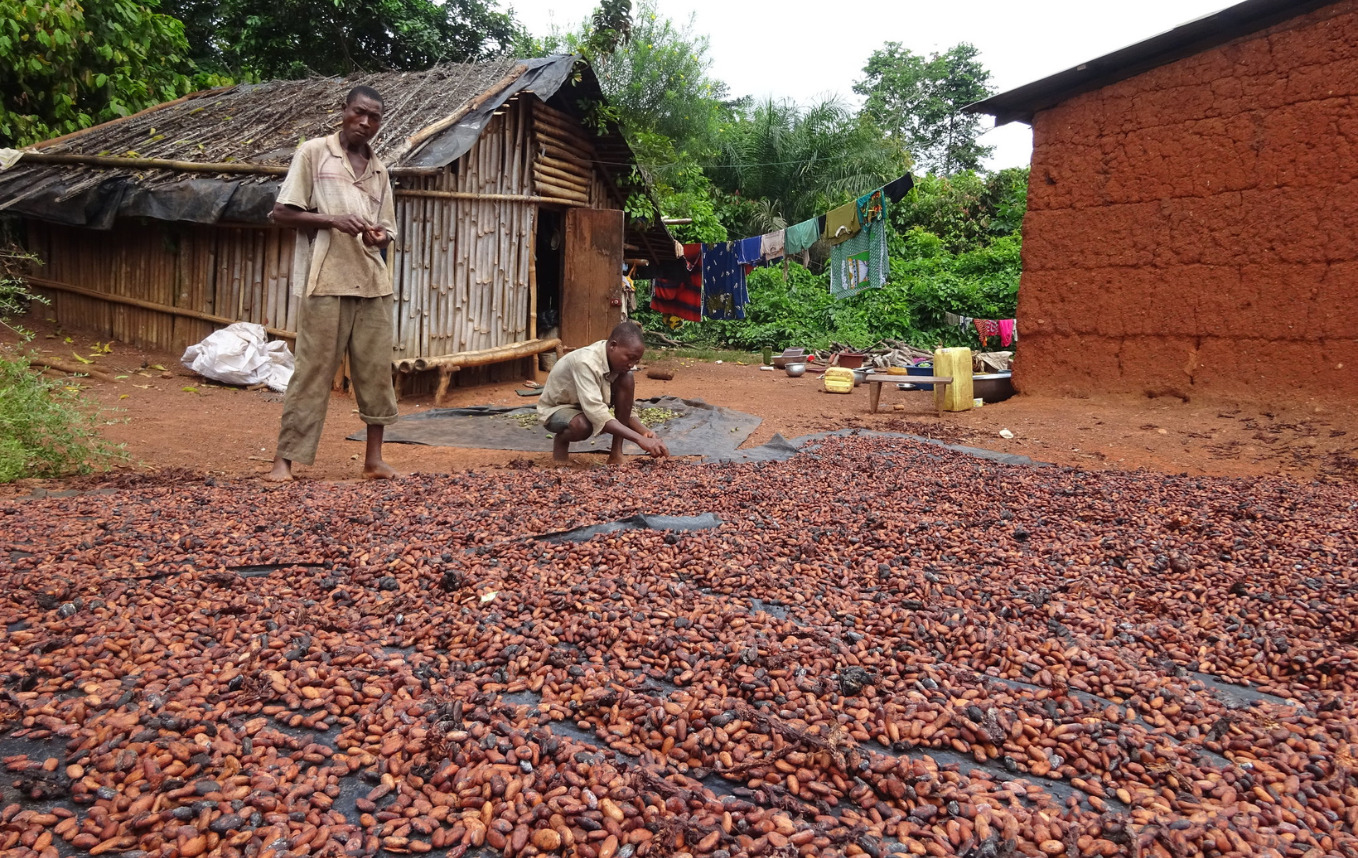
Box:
[1019,1,1358,403]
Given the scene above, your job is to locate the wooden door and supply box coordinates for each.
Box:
[560,207,624,348]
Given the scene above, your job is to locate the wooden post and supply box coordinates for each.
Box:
[433,366,459,405]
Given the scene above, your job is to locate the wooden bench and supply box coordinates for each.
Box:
[862,373,954,417]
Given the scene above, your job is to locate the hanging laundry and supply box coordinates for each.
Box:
[621,272,636,319]
[973,318,1001,346]
[648,243,703,322]
[735,236,763,267]
[824,201,861,246]
[997,319,1017,347]
[759,229,785,262]
[784,218,820,255]
[701,241,747,320]
[882,174,915,203]
[943,311,964,327]
[856,188,886,225]
[829,219,888,299]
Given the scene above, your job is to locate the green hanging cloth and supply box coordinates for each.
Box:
[829,219,888,299]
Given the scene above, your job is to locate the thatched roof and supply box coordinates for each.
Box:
[46,58,528,169]
[0,55,676,265]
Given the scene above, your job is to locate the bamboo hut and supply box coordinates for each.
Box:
[0,56,677,399]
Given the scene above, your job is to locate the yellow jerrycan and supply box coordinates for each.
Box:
[932,347,974,411]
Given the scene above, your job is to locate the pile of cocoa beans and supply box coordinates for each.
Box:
[2,433,1356,858]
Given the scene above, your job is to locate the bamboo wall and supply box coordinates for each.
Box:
[22,95,613,376]
[26,220,299,352]
[531,101,596,208]
[392,97,535,365]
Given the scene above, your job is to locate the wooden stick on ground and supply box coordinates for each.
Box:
[27,356,119,383]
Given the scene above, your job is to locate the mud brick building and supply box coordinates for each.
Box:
[970,0,1358,403]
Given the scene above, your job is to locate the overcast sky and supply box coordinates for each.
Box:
[509,0,1237,170]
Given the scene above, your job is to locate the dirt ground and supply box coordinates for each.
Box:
[6,318,1357,491]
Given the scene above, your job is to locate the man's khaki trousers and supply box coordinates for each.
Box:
[276,294,398,465]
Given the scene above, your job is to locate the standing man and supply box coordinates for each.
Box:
[537,321,670,465]
[266,85,399,482]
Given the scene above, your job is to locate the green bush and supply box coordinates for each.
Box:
[634,229,1020,353]
[1,245,120,482]
[0,354,119,482]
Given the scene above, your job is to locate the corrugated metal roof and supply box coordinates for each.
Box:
[966,0,1341,125]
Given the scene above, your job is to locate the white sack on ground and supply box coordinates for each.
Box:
[181,322,293,392]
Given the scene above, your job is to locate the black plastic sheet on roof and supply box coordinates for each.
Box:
[406,55,577,169]
[5,177,278,229]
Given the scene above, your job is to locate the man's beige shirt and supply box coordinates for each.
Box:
[278,133,398,298]
[537,340,619,438]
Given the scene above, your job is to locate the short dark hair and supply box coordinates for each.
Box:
[609,321,644,349]
[346,85,384,108]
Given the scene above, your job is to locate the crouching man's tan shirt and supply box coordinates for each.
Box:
[536,340,619,438]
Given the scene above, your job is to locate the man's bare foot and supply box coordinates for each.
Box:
[264,457,295,482]
[363,460,398,480]
[552,435,573,465]
[606,452,626,465]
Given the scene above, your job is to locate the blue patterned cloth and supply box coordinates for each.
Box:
[735,236,763,266]
[700,241,747,320]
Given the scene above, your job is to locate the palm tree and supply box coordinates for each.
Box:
[710,96,910,235]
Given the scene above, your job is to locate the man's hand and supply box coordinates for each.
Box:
[362,226,389,248]
[328,213,373,236]
[636,436,669,458]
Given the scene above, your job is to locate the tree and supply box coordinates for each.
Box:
[893,168,1029,253]
[159,0,519,80]
[0,0,199,147]
[709,97,909,235]
[520,0,732,238]
[524,0,730,163]
[854,42,994,175]
[583,0,632,60]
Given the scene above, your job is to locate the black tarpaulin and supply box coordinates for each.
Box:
[352,395,761,459]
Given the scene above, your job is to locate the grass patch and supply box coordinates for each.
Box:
[1,243,122,482]
[0,352,122,483]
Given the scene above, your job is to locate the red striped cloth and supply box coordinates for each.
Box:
[648,243,703,322]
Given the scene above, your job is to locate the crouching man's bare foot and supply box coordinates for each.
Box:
[551,431,574,467]
[264,456,295,482]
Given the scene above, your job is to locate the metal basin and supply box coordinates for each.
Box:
[973,371,1015,402]
[772,348,807,369]
[784,363,806,377]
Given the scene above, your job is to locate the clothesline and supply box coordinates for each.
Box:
[944,312,1019,347]
[649,174,915,325]
[573,152,898,171]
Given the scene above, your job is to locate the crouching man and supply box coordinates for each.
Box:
[537,321,670,464]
